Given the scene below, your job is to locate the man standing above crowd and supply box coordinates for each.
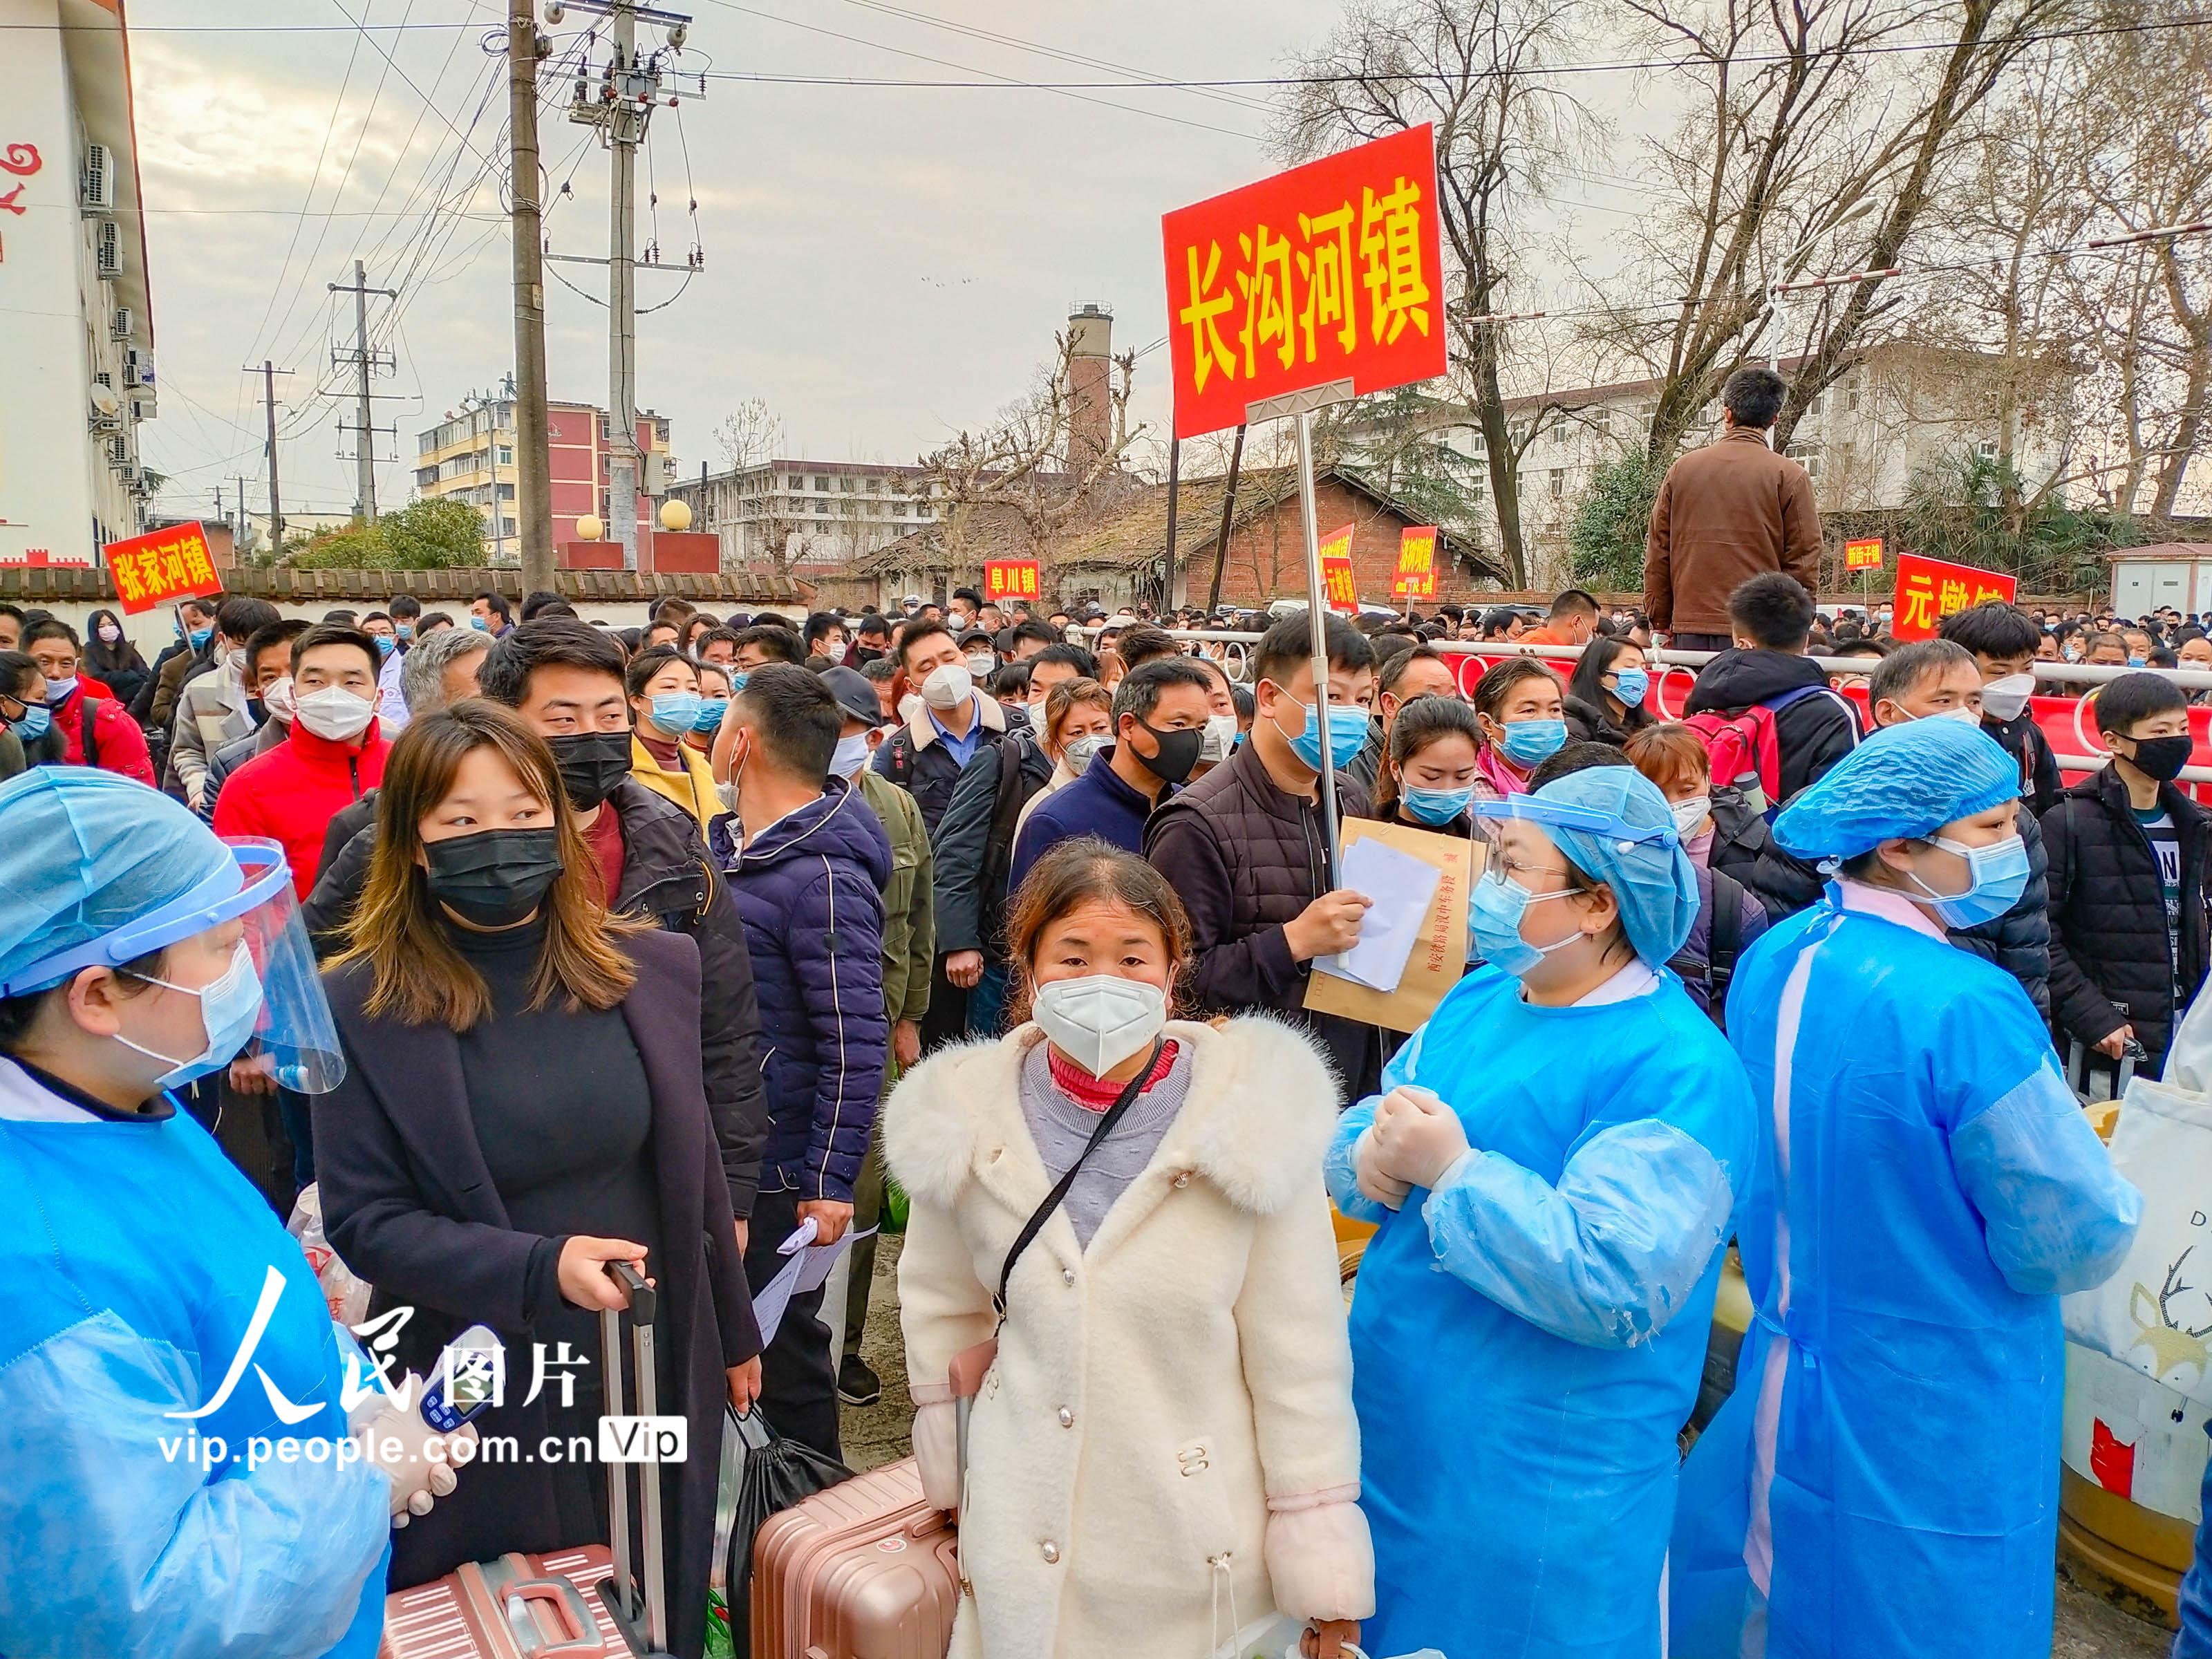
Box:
[1644,366,1822,652]
[1147,610,1383,1097]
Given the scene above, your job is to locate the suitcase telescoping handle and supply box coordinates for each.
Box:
[599,1259,672,1658]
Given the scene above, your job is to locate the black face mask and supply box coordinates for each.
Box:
[2127,733,2194,784]
[423,827,564,926]
[854,646,885,667]
[245,697,265,727]
[1132,719,1204,786]
[546,730,634,812]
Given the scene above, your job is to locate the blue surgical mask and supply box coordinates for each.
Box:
[375,635,395,657]
[1401,784,1474,827]
[469,616,491,632]
[1906,832,2030,928]
[12,702,53,741]
[693,696,730,734]
[188,626,213,650]
[1467,869,1584,976]
[1266,680,1367,773]
[397,624,414,641]
[2129,655,2147,668]
[649,691,704,734]
[728,671,751,695]
[1609,667,1650,709]
[1498,717,1567,767]
[113,939,265,1091]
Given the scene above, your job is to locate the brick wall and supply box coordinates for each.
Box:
[1206,480,1438,609]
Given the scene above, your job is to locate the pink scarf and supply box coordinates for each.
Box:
[1476,743,1531,798]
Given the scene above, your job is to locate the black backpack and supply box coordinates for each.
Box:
[1671,865,1747,1030]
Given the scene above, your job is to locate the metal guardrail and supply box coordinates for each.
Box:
[1076,625,2212,785]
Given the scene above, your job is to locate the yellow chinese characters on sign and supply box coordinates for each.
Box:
[1844,536,1884,572]
[1888,552,2017,642]
[1165,125,1447,440]
[1318,522,1358,614]
[983,559,1041,605]
[1392,525,1438,600]
[102,521,222,616]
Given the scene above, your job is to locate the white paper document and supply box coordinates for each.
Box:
[1318,836,1441,993]
[751,1217,877,1346]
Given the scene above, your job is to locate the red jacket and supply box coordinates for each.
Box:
[214,722,390,898]
[51,684,154,785]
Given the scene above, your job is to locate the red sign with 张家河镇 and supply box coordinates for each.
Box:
[101,521,223,615]
[1888,552,2017,641]
[1163,125,1447,440]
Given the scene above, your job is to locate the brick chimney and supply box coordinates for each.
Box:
[1066,303,1113,474]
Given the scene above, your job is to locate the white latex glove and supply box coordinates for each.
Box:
[355,1380,477,1528]
[1352,1127,1411,1211]
[911,1399,960,1512]
[1369,1087,1472,1192]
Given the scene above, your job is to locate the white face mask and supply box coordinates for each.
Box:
[292,686,377,741]
[1199,712,1238,764]
[965,653,996,679]
[1061,733,1107,774]
[1670,794,1712,839]
[1980,673,2034,722]
[830,731,872,780]
[921,662,973,711]
[261,675,297,724]
[1031,973,1168,1077]
[1932,704,1983,725]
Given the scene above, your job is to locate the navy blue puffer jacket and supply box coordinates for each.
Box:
[727,777,891,1203]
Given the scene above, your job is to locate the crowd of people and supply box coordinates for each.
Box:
[3,559,2212,1659]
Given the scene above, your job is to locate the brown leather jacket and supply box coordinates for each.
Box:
[1643,427,1823,634]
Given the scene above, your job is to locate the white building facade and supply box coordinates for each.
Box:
[0,0,156,568]
[673,458,941,574]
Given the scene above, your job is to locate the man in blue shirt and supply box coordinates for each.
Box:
[1010,656,1212,892]
[871,618,1011,834]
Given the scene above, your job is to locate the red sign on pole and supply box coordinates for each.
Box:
[101,521,223,615]
[1318,523,1358,613]
[1844,535,1884,572]
[983,559,1041,605]
[1162,125,1448,440]
[1890,552,2017,641]
[1392,525,1439,599]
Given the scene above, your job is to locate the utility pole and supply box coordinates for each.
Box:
[606,0,641,571]
[510,0,556,592]
[245,361,294,556]
[329,259,397,520]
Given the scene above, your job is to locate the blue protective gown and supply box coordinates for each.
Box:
[1324,963,1754,1658]
[0,1057,389,1659]
[1668,885,2141,1659]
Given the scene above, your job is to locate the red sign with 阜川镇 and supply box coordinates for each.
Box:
[1845,535,1884,572]
[1392,525,1439,599]
[101,521,223,615]
[1163,125,1447,440]
[1888,552,2017,641]
[1318,522,1358,613]
[983,559,1040,605]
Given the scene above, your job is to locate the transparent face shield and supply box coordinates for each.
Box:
[1,839,345,1094]
[1468,794,1681,852]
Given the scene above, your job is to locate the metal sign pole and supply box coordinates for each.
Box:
[1293,406,1340,883]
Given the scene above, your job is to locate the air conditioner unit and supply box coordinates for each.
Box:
[111,306,133,341]
[82,144,113,212]
[122,350,142,388]
[106,434,129,468]
[95,218,122,278]
[131,393,156,422]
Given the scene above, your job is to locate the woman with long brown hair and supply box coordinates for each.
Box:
[312,700,760,1659]
[887,837,1371,1659]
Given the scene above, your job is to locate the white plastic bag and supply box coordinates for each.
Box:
[2063,984,2212,1403]
[285,1181,373,1326]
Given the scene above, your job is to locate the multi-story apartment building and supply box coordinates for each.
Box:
[415,394,674,559]
[673,459,942,575]
[0,0,157,568]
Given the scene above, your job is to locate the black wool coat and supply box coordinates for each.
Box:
[314,926,759,1659]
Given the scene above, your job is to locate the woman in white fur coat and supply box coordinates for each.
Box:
[886,837,1373,1659]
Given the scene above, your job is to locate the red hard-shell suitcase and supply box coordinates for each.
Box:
[379,1262,677,1658]
[748,1456,962,1659]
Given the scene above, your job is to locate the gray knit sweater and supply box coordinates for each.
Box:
[1018,1039,1192,1248]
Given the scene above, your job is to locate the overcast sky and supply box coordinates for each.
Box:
[130,0,1660,525]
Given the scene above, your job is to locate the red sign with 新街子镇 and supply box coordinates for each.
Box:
[1163,125,1447,440]
[1888,552,2018,641]
[102,521,223,615]
[1844,536,1884,572]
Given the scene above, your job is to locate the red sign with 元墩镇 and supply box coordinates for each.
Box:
[983,559,1040,604]
[102,521,223,615]
[1163,125,1447,440]
[1889,552,2017,641]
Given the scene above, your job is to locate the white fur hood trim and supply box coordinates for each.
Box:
[885,1014,1341,1217]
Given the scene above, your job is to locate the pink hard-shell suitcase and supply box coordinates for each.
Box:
[747,1456,962,1659]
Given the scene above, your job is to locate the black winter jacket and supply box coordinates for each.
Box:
[1144,738,1378,1098]
[2043,765,2212,1075]
[1946,800,2052,1018]
[305,780,774,1215]
[930,727,1053,961]
[870,693,1011,836]
[1707,788,1826,920]
[1683,648,1860,803]
[1562,694,1651,749]
[1983,709,2065,821]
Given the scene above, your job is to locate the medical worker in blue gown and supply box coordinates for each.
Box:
[1324,765,1756,1659]
[1669,716,2141,1659]
[0,769,469,1659]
